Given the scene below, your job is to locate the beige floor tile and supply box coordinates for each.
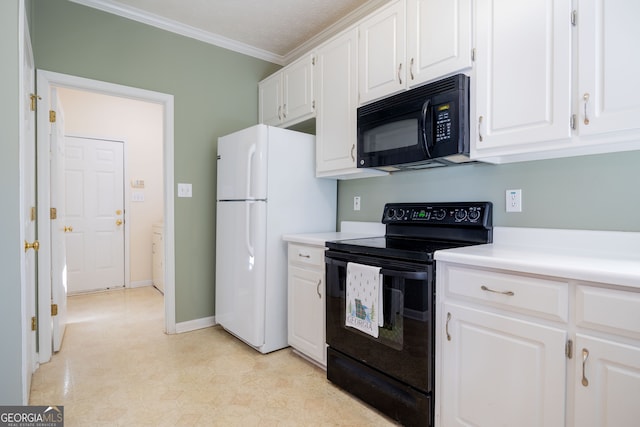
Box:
[30,286,397,426]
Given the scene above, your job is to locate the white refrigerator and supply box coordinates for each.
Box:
[215,124,337,353]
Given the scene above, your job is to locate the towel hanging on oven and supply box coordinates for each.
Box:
[346,262,383,338]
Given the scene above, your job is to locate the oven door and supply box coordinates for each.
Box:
[325,250,434,393]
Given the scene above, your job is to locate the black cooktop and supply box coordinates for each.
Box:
[327,202,493,263]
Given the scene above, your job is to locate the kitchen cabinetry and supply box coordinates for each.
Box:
[573,285,640,427]
[287,242,327,366]
[315,28,387,179]
[473,0,640,163]
[152,223,164,293]
[259,53,315,127]
[436,241,640,427]
[438,265,568,427]
[358,0,473,105]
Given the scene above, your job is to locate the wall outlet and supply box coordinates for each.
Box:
[178,183,193,198]
[506,189,522,212]
[353,196,361,211]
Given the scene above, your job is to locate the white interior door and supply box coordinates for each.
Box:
[20,12,37,398]
[50,89,67,352]
[64,136,125,293]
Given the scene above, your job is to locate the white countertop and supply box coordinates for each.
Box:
[282,221,385,247]
[435,227,640,289]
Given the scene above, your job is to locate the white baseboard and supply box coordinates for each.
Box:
[129,280,153,288]
[175,316,216,333]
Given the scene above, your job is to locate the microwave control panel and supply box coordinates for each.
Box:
[435,102,453,143]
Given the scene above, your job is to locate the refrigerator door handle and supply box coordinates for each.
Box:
[245,201,254,260]
[246,143,256,199]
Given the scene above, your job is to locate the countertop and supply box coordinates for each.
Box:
[282,221,385,247]
[434,227,640,289]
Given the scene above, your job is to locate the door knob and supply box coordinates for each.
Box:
[24,240,40,252]
[116,219,123,226]
[64,226,73,232]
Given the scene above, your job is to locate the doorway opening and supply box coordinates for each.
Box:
[36,70,176,364]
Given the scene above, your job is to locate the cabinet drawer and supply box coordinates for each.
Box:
[288,243,325,268]
[444,265,568,322]
[576,285,640,339]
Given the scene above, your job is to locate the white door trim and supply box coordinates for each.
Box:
[36,71,176,363]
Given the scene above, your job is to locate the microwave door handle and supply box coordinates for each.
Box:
[421,99,432,158]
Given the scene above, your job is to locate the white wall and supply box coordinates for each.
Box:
[57,87,163,286]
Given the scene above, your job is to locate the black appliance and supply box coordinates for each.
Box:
[357,74,471,171]
[325,202,492,427]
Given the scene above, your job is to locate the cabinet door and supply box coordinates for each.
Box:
[474,0,572,152]
[258,73,282,126]
[358,0,406,105]
[574,334,640,427]
[406,0,472,87]
[440,303,566,427]
[315,28,359,173]
[578,0,640,137]
[288,265,325,365]
[282,54,314,126]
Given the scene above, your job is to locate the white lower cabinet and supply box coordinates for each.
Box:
[287,243,326,366]
[436,262,640,427]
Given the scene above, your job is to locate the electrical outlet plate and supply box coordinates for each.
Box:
[506,189,522,212]
[353,196,361,211]
[178,183,192,198]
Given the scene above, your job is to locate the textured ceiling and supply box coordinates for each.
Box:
[72,0,388,64]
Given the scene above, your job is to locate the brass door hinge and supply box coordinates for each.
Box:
[30,93,41,112]
[49,110,56,123]
[30,207,36,222]
[50,207,57,220]
[31,316,37,331]
[566,339,573,359]
[51,304,58,316]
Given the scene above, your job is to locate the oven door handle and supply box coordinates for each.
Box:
[325,258,429,281]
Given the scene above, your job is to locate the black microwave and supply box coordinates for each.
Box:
[357,74,471,170]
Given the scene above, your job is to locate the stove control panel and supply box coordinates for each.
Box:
[382,202,492,226]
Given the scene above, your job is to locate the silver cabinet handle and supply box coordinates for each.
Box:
[409,58,415,80]
[298,253,311,259]
[316,279,322,299]
[398,63,403,85]
[478,115,484,142]
[283,103,287,119]
[350,144,355,162]
[481,285,515,296]
[278,105,282,121]
[583,93,590,125]
[446,312,452,341]
[581,348,590,386]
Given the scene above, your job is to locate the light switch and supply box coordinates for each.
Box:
[132,191,145,202]
[178,183,192,198]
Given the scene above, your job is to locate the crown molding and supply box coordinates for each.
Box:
[69,0,286,65]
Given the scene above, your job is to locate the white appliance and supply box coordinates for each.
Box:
[215,124,337,353]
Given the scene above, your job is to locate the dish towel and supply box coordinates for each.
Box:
[346,262,383,338]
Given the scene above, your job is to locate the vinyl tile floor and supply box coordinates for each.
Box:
[29,286,398,426]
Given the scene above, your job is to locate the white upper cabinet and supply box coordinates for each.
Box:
[474,0,573,154]
[259,53,315,127]
[358,0,406,105]
[359,0,473,106]
[315,28,388,179]
[406,0,473,87]
[577,0,640,137]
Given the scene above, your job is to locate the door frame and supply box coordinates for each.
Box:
[36,70,177,363]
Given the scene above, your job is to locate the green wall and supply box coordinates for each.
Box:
[0,0,25,405]
[32,0,280,322]
[338,150,640,232]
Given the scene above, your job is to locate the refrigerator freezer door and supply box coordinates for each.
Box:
[215,200,267,347]
[217,125,268,201]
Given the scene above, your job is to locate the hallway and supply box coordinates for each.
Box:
[29,287,395,426]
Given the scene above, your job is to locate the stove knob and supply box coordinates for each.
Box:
[455,209,468,221]
[387,208,396,219]
[397,208,405,219]
[468,209,481,221]
[433,209,446,220]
